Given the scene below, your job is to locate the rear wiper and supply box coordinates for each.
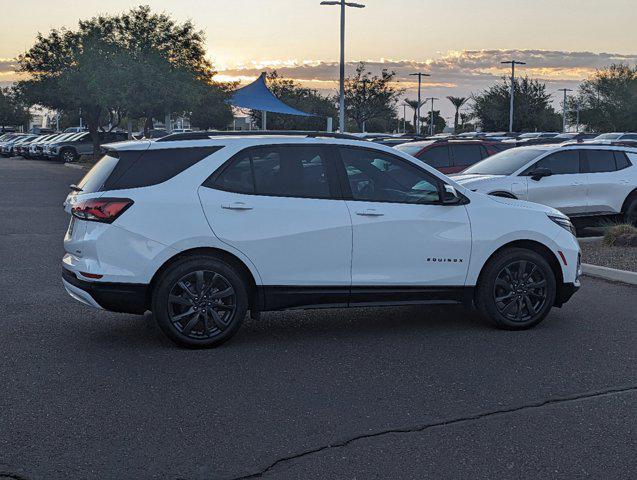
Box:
[69,184,83,192]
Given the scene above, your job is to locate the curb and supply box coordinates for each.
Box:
[577,236,604,244]
[64,163,87,170]
[582,263,637,286]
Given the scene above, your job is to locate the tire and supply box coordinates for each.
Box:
[475,248,556,330]
[151,255,248,348]
[624,196,637,227]
[61,148,78,163]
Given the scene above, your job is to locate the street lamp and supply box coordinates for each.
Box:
[409,72,430,134]
[321,0,365,133]
[426,97,438,136]
[402,103,408,133]
[500,60,526,132]
[558,88,573,133]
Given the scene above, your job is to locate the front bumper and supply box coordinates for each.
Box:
[62,268,149,314]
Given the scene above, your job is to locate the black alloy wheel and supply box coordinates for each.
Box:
[493,260,547,323]
[167,270,237,339]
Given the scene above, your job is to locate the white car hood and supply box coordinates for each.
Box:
[488,194,563,217]
[451,173,506,186]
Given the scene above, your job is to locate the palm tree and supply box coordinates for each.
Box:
[404,99,425,134]
[447,96,468,133]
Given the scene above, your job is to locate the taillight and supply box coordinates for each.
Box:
[72,198,133,223]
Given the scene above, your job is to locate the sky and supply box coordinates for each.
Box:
[1,0,636,120]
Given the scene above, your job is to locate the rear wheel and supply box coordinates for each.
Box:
[152,256,248,348]
[476,248,556,330]
[624,196,637,227]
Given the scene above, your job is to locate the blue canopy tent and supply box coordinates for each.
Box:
[229,73,328,130]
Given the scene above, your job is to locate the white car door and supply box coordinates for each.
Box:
[198,144,352,287]
[524,149,588,215]
[337,146,471,294]
[584,149,634,214]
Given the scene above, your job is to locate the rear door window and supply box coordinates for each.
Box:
[419,145,451,168]
[586,150,617,173]
[614,151,631,170]
[450,144,483,167]
[209,145,333,199]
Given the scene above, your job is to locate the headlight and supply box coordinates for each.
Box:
[548,215,576,236]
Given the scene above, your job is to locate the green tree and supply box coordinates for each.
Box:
[404,99,424,133]
[190,83,234,131]
[17,6,220,155]
[422,110,447,135]
[568,64,637,132]
[471,77,561,132]
[342,62,403,132]
[0,87,30,130]
[249,72,337,130]
[447,96,468,133]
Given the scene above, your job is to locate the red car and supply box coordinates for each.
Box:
[395,139,508,174]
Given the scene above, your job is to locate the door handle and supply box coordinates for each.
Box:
[571,181,583,185]
[221,202,253,211]
[356,209,384,217]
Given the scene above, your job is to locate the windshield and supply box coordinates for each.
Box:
[461,148,544,175]
[395,142,432,156]
[594,133,621,140]
[518,133,541,139]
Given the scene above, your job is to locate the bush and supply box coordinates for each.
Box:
[603,223,637,247]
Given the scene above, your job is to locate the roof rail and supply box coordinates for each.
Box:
[156,130,363,142]
[567,141,637,148]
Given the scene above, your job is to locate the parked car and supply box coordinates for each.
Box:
[14,136,43,157]
[64,127,88,133]
[451,144,637,227]
[46,131,128,162]
[62,132,581,348]
[541,132,598,144]
[42,132,86,160]
[482,132,519,141]
[1,134,38,157]
[133,129,169,140]
[590,132,637,143]
[30,133,74,159]
[395,139,506,174]
[501,132,561,146]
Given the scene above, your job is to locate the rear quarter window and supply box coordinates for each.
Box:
[102,146,222,190]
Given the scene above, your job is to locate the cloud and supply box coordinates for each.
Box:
[216,49,637,118]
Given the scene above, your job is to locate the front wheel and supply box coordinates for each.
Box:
[152,256,248,348]
[475,248,556,330]
[61,148,78,163]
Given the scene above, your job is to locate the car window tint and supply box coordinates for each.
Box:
[587,150,616,173]
[534,150,580,174]
[622,134,637,140]
[340,147,440,204]
[103,147,221,190]
[213,145,331,199]
[419,145,450,167]
[213,155,254,194]
[451,144,483,166]
[614,151,631,170]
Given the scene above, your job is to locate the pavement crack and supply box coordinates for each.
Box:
[231,385,637,479]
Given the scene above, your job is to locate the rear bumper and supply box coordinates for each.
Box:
[62,268,148,314]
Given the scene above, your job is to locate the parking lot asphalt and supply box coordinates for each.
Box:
[0,157,636,480]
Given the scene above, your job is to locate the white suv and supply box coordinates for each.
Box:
[62,133,581,348]
[451,145,637,227]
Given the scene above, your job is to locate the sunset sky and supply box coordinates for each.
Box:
[1,0,636,119]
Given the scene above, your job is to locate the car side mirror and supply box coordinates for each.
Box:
[529,167,552,181]
[441,184,461,204]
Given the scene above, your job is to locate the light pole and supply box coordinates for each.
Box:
[574,101,581,133]
[558,88,573,133]
[402,103,407,133]
[321,0,365,133]
[426,97,438,135]
[409,72,430,134]
[500,60,526,132]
